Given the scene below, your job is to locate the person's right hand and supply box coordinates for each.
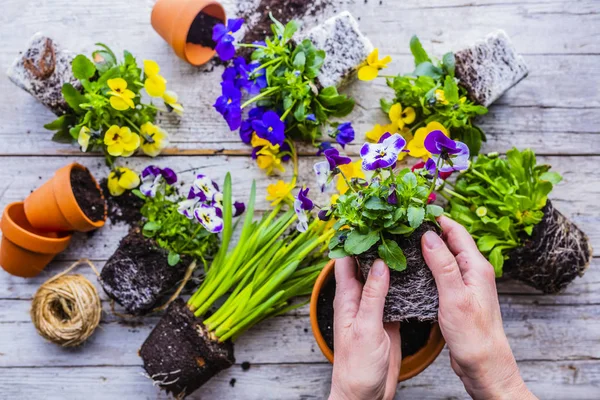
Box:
[421,216,537,400]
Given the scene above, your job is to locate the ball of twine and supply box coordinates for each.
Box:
[30,259,102,347]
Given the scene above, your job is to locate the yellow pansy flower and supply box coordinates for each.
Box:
[144,60,167,98]
[336,160,365,194]
[266,180,294,206]
[251,134,283,175]
[107,78,136,111]
[107,167,140,196]
[406,121,449,160]
[140,122,168,157]
[435,89,449,105]
[365,123,397,142]
[358,48,392,81]
[251,133,272,149]
[389,103,416,129]
[163,90,184,115]
[104,125,140,157]
[78,126,91,152]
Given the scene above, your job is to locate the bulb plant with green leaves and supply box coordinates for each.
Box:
[444,148,591,293]
[140,176,333,398]
[316,131,470,322]
[360,36,488,156]
[44,44,183,170]
[213,15,356,177]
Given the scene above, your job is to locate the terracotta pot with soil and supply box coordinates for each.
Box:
[0,202,72,277]
[99,227,193,315]
[140,298,235,397]
[503,200,592,293]
[310,259,445,381]
[151,0,226,66]
[24,163,106,232]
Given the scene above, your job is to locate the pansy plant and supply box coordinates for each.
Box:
[134,166,245,266]
[44,44,183,169]
[360,37,488,156]
[212,15,356,175]
[319,133,469,271]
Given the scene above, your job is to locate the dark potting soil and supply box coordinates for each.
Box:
[504,200,592,294]
[99,178,143,227]
[187,12,222,49]
[357,222,440,323]
[70,167,105,222]
[316,278,433,358]
[99,228,190,315]
[140,298,235,398]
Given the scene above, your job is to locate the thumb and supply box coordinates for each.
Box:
[356,259,390,327]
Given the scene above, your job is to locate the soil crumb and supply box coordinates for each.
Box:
[100,178,143,226]
[241,361,251,371]
[229,378,237,387]
[71,167,105,221]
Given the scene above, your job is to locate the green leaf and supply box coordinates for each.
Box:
[442,52,456,76]
[283,19,299,41]
[380,98,393,114]
[407,206,425,228]
[489,247,504,277]
[413,62,443,79]
[477,235,503,252]
[457,126,482,156]
[426,204,444,217]
[168,252,181,266]
[443,75,459,103]
[365,197,393,211]
[329,247,350,259]
[378,238,407,272]
[387,224,414,235]
[61,83,87,113]
[144,221,161,231]
[409,35,430,66]
[344,230,380,255]
[540,171,562,185]
[71,55,96,80]
[293,51,306,70]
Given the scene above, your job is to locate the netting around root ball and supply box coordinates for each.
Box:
[357,223,439,323]
[504,200,592,294]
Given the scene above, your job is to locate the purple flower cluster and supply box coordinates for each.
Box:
[213,18,244,61]
[139,165,177,198]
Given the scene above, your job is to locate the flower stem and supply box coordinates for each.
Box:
[241,86,280,109]
[236,43,267,49]
[338,169,356,193]
[280,101,295,121]
[253,56,283,72]
[122,116,141,133]
[443,188,470,203]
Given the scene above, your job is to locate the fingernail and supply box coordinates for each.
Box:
[423,231,443,250]
[371,260,386,276]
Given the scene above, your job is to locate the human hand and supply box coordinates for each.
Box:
[421,216,537,400]
[329,257,401,400]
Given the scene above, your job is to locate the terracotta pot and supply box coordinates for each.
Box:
[310,259,446,381]
[151,0,226,66]
[24,163,106,232]
[0,202,72,277]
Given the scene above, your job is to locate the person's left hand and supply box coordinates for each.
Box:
[329,257,401,400]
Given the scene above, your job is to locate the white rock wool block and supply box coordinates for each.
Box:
[7,32,80,115]
[301,11,374,88]
[454,30,528,107]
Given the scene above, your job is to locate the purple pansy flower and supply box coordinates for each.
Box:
[222,57,251,91]
[334,122,355,148]
[240,107,265,144]
[252,110,285,146]
[214,81,242,130]
[314,161,333,193]
[211,192,246,217]
[316,141,332,156]
[139,165,178,198]
[248,62,268,95]
[213,18,244,61]
[294,187,314,232]
[387,184,398,205]
[360,133,407,170]
[424,130,470,172]
[318,208,331,221]
[324,148,352,170]
[194,204,224,233]
[297,187,314,211]
[306,113,316,122]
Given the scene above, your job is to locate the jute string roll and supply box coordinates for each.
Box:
[30,259,102,347]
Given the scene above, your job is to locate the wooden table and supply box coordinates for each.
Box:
[0,0,598,398]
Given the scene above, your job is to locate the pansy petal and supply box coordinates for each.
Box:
[357,65,378,81]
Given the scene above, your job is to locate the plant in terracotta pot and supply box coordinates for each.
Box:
[100,166,240,315]
[0,202,72,278]
[140,183,331,398]
[43,44,182,178]
[24,163,107,232]
[212,16,356,176]
[444,148,592,293]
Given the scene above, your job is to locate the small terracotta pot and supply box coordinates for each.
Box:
[0,202,72,277]
[24,163,106,232]
[151,0,226,66]
[310,259,446,381]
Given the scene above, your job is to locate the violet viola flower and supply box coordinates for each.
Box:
[240,107,265,144]
[334,122,355,148]
[314,161,333,193]
[316,141,332,156]
[194,204,224,233]
[177,187,205,219]
[248,62,267,95]
[324,148,351,169]
[252,110,285,146]
[214,81,242,130]
[360,133,407,171]
[297,187,314,211]
[139,165,177,198]
[222,57,250,91]
[318,208,331,221]
[212,192,246,217]
[294,187,314,232]
[306,113,316,123]
[424,130,470,172]
[387,184,398,205]
[213,18,244,61]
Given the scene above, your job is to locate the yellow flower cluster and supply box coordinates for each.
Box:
[358,49,391,81]
[252,134,285,175]
[107,167,140,196]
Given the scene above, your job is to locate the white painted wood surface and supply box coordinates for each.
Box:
[0,0,598,399]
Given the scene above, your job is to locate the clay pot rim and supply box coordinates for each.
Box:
[309,259,446,381]
[55,163,107,230]
[1,202,72,254]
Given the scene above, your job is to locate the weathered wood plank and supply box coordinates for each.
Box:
[0,360,599,400]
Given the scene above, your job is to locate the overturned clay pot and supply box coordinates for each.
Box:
[140,298,235,398]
